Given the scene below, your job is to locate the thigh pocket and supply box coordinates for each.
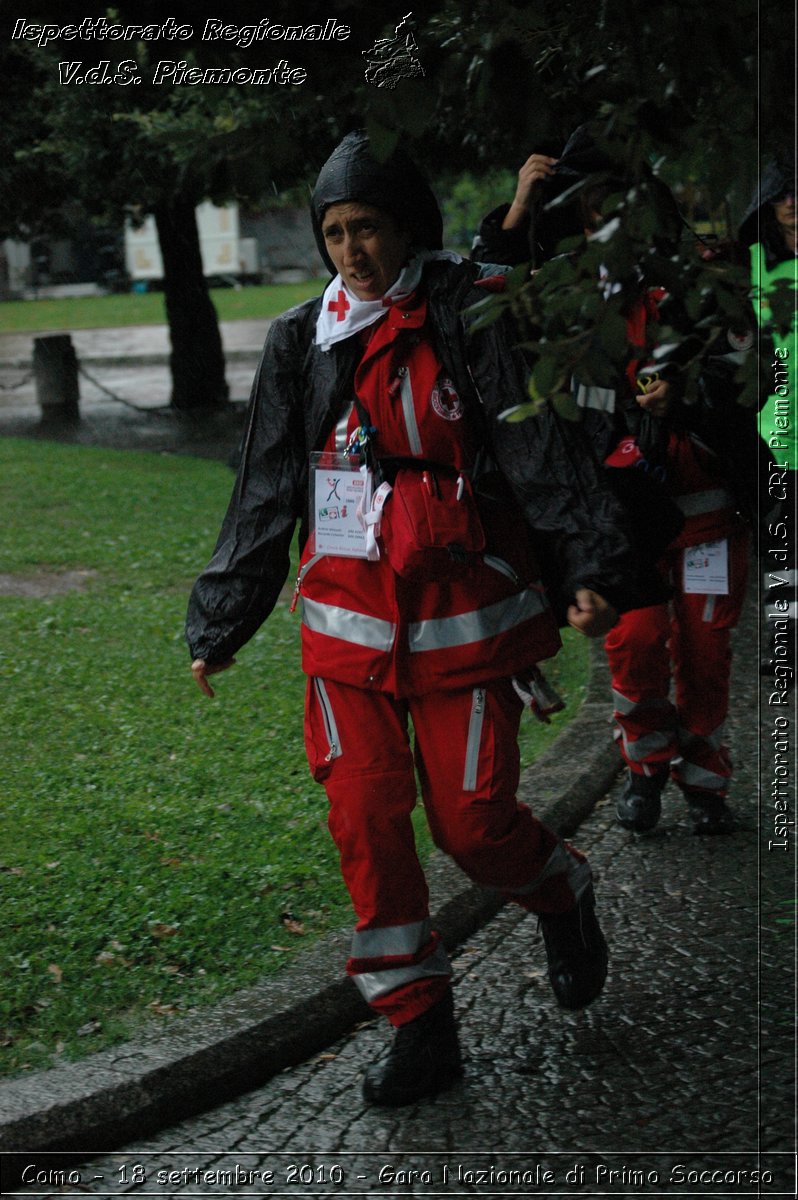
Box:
[304,678,343,782]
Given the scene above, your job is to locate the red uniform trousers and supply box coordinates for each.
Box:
[604,526,749,797]
[304,675,590,1026]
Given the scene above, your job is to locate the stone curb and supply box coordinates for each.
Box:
[0,645,620,1163]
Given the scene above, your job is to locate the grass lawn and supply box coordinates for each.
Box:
[0,281,328,334]
[0,438,588,1078]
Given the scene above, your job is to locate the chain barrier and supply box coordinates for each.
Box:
[77,362,171,412]
[0,370,34,391]
[0,360,167,411]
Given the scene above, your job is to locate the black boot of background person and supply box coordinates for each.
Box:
[539,883,609,1010]
[362,987,463,1107]
[616,768,668,832]
[685,790,736,835]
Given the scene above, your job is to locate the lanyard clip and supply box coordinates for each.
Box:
[346,423,377,458]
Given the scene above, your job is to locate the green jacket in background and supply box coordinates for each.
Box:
[751,242,797,471]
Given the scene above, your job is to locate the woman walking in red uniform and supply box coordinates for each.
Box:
[186,131,649,1107]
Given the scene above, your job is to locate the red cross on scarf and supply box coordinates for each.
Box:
[327,289,351,322]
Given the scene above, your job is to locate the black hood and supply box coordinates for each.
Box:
[738,153,796,246]
[310,130,443,274]
[549,123,620,192]
[537,124,681,252]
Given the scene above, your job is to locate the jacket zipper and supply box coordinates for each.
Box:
[483,554,521,585]
[334,401,355,451]
[289,551,325,613]
[314,678,342,761]
[463,686,486,792]
[397,366,424,456]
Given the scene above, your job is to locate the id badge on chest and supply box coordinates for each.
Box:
[683,538,729,595]
[310,451,375,559]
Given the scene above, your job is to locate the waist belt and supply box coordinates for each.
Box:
[674,488,733,516]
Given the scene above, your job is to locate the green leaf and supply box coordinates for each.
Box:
[551,392,581,422]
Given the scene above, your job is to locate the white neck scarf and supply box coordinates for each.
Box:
[314,250,462,352]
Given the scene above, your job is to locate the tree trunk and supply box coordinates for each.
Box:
[154,197,229,410]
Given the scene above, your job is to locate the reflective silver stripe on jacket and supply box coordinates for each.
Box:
[511,842,592,903]
[352,944,452,1004]
[408,588,547,654]
[674,488,733,516]
[463,687,486,792]
[301,597,396,651]
[398,366,423,456]
[572,380,617,412]
[351,917,432,960]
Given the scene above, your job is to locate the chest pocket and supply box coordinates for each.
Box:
[354,312,475,469]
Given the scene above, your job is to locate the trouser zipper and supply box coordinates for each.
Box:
[314,678,342,762]
[463,686,486,792]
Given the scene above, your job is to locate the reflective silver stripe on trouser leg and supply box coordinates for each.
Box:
[678,723,726,753]
[676,761,728,792]
[510,842,592,904]
[350,918,451,1004]
[621,730,673,763]
[612,689,674,772]
[612,689,672,717]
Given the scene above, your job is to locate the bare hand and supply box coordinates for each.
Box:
[191,657,236,698]
[636,377,670,419]
[502,154,559,230]
[566,588,618,638]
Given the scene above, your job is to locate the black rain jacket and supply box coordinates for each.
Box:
[186,258,656,666]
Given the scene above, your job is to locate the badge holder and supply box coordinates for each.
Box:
[310,451,377,559]
[683,538,729,595]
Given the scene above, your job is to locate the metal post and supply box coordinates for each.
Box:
[32,334,80,422]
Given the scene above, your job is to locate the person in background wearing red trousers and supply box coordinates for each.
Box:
[576,174,752,836]
[185,131,660,1108]
[574,185,751,836]
[604,392,751,836]
[475,125,756,836]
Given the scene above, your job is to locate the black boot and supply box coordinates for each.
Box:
[686,791,736,835]
[362,989,462,1107]
[616,769,667,832]
[539,883,608,1010]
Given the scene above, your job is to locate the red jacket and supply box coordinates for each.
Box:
[295,292,561,698]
